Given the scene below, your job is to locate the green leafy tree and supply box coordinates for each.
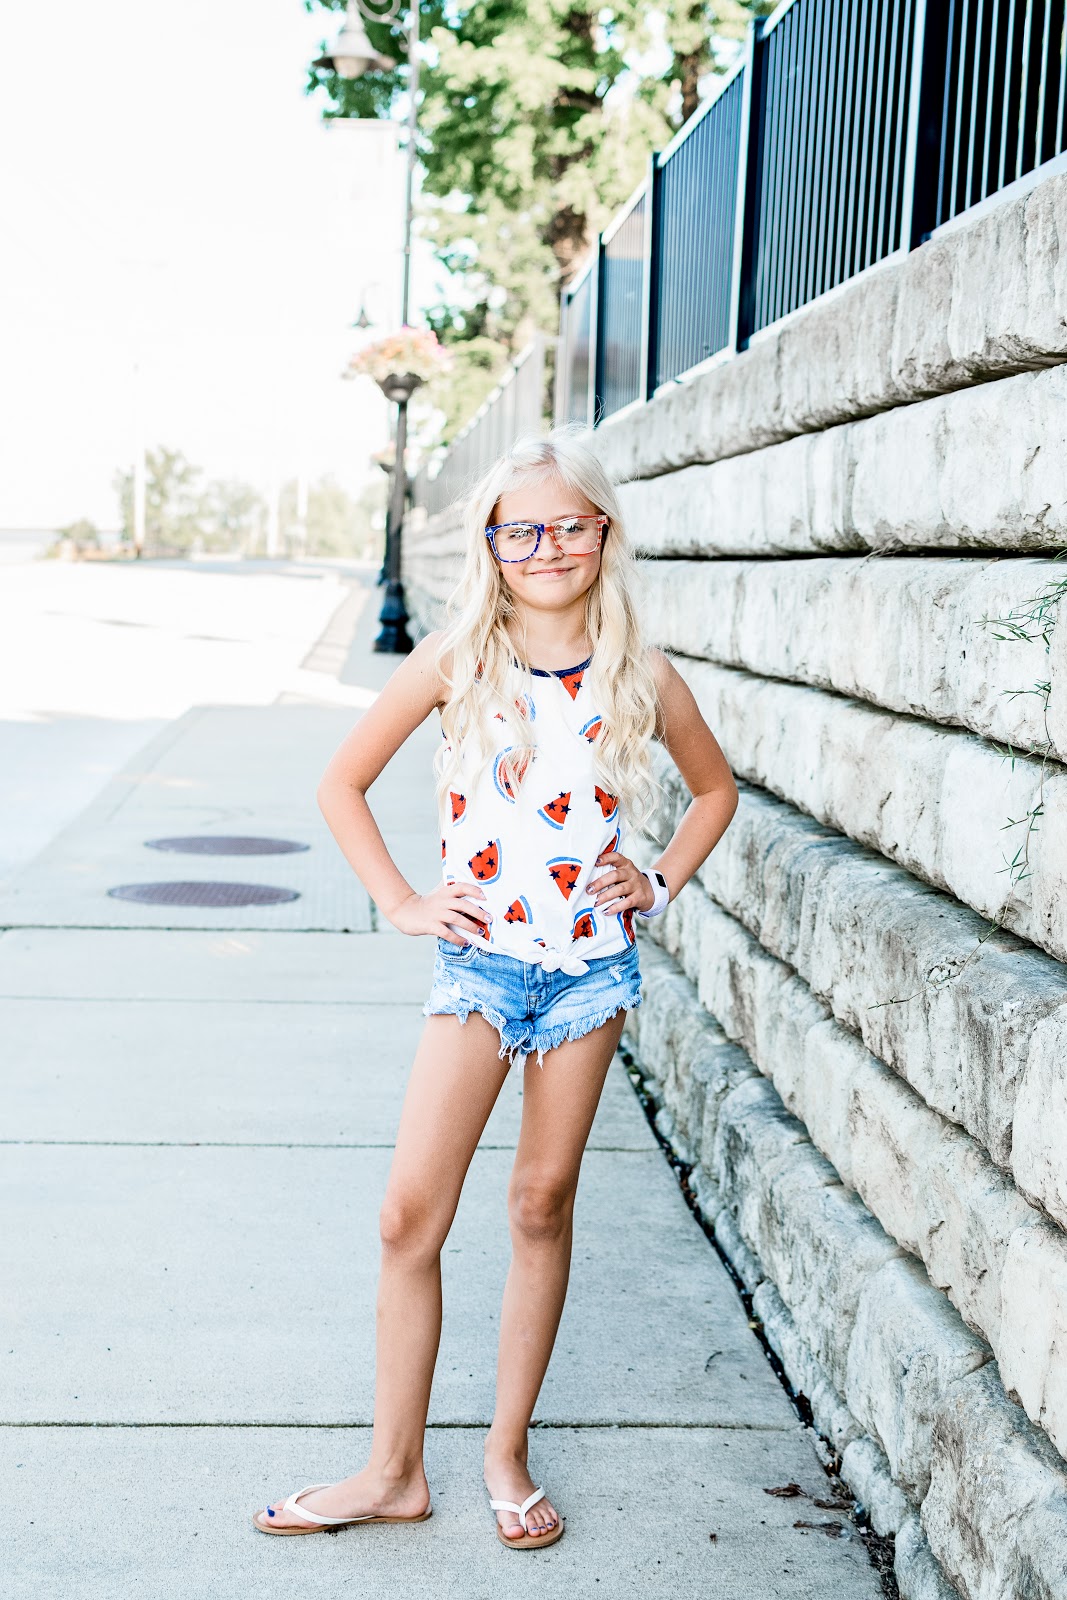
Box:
[200,478,266,554]
[420,330,510,444]
[307,1,766,345]
[279,475,386,559]
[666,3,756,122]
[113,446,206,555]
[114,450,272,556]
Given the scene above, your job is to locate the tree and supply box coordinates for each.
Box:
[279,475,386,559]
[114,449,273,556]
[199,478,266,554]
[113,446,206,555]
[306,0,767,354]
[666,3,755,123]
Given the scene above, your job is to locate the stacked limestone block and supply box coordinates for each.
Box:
[403,170,1067,1599]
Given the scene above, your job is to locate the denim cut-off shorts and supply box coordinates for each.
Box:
[424,938,642,1067]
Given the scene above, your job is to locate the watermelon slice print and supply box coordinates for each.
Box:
[571,908,597,941]
[450,791,466,824]
[504,895,533,924]
[558,666,585,701]
[617,907,635,945]
[547,856,582,900]
[594,785,618,821]
[538,790,571,829]
[493,750,518,802]
[514,692,536,721]
[469,839,502,884]
[580,714,602,743]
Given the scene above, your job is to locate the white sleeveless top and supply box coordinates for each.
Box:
[438,655,635,974]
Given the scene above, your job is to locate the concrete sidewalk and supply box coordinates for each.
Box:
[2,584,884,1598]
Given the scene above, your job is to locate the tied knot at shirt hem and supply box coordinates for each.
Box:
[534,946,590,977]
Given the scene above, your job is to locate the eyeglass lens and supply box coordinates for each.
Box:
[492,516,602,559]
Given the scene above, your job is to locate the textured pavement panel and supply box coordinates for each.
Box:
[4,1425,882,1600]
[0,928,437,1004]
[3,1142,793,1429]
[0,999,655,1151]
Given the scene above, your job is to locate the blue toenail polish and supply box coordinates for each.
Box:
[266,1507,274,1517]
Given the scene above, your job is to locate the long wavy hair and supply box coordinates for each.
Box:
[435,426,660,828]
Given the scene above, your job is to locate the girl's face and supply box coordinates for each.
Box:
[489,475,604,614]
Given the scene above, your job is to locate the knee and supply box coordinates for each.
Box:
[379,1189,446,1262]
[509,1175,574,1246]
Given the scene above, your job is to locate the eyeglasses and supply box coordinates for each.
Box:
[484,514,608,563]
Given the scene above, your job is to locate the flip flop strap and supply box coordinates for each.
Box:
[283,1483,374,1526]
[489,1487,545,1532]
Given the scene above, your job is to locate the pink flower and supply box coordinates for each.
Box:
[346,327,451,382]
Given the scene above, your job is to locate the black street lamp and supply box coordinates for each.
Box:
[315,0,419,654]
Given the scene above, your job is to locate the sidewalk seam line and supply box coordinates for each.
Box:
[0,1140,653,1151]
[0,1420,797,1432]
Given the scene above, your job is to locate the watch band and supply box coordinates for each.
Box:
[637,869,670,920]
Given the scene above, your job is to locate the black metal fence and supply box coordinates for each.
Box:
[556,0,1067,427]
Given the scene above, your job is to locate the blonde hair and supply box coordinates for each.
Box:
[435,426,659,828]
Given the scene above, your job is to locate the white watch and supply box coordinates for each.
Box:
[636,869,670,919]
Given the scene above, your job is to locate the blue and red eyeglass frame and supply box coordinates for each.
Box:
[483,514,609,563]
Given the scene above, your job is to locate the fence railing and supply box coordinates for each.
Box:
[412,334,551,517]
[558,0,1067,427]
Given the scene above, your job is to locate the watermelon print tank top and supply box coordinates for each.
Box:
[439,656,635,975]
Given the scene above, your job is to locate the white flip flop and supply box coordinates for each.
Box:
[253,1481,432,1536]
[487,1484,564,1549]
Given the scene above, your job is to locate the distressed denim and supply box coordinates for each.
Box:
[424,936,642,1066]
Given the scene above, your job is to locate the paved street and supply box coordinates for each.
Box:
[1,565,883,1598]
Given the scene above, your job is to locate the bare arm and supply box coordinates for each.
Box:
[590,649,738,915]
[646,649,738,898]
[316,632,490,944]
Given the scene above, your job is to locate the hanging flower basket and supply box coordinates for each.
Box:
[345,327,450,396]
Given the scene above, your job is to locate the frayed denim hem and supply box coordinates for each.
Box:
[423,996,529,1066]
[527,989,642,1068]
[423,989,642,1069]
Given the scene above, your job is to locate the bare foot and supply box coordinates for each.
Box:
[254,1464,430,1531]
[483,1441,560,1540]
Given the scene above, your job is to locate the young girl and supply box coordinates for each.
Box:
[253,428,737,1548]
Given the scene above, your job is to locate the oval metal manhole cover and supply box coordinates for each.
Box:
[145,836,310,856]
[107,881,301,907]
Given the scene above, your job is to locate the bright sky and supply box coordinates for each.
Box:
[0,1,436,531]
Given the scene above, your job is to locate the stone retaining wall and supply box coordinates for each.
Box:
[404,168,1067,1599]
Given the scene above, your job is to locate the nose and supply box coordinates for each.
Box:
[530,540,572,566]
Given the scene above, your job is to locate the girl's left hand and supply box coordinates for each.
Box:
[588,850,655,914]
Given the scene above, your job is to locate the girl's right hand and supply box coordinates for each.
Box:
[389,880,491,944]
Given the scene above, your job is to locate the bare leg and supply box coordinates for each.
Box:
[484,1012,626,1540]
[256,1012,511,1529]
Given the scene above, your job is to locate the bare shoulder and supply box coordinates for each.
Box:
[648,647,687,707]
[399,630,450,705]
[646,646,704,740]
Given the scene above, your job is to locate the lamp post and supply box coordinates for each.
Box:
[315,0,419,654]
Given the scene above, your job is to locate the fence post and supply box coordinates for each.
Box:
[553,297,568,425]
[639,154,663,402]
[900,0,951,249]
[589,234,604,427]
[728,19,767,352]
